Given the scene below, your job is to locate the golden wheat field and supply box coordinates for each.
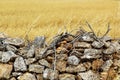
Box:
[0,0,120,40]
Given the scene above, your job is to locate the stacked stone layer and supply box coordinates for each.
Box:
[0,30,120,80]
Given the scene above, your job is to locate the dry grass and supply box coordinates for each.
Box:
[0,0,120,40]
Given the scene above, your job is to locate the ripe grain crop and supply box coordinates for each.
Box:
[0,0,119,40]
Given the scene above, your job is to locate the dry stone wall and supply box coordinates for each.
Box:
[0,29,120,80]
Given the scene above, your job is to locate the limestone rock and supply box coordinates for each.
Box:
[10,77,16,80]
[0,63,13,79]
[2,51,17,63]
[39,59,51,68]
[59,73,75,80]
[92,41,104,48]
[82,49,102,59]
[25,58,36,65]
[29,64,44,73]
[14,57,27,71]
[67,55,80,66]
[56,60,67,72]
[18,73,36,80]
[12,72,22,77]
[101,59,113,72]
[78,70,100,80]
[43,68,59,80]
[36,74,43,80]
[81,33,94,42]
[73,42,91,48]
[26,45,35,58]
[6,45,17,52]
[3,38,25,47]
[66,64,86,73]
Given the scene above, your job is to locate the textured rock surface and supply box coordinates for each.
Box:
[29,64,44,73]
[78,70,100,80]
[0,29,120,80]
[0,64,13,79]
[67,55,80,65]
[14,57,27,71]
[59,73,75,80]
[3,38,25,46]
[18,73,36,80]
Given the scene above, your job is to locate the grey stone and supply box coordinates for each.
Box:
[66,64,86,73]
[39,59,50,68]
[0,63,13,79]
[26,45,35,58]
[103,46,115,54]
[73,42,91,48]
[78,70,100,80]
[112,42,120,53]
[82,49,102,59]
[0,43,5,51]
[35,48,47,59]
[14,57,27,71]
[2,51,17,63]
[18,73,36,80]
[67,55,80,66]
[0,51,3,62]
[81,33,94,42]
[3,38,25,47]
[43,68,59,80]
[12,72,22,77]
[101,59,113,72]
[25,58,36,65]
[29,64,44,73]
[59,73,75,80]
[6,45,17,52]
[92,41,104,48]
[34,36,45,48]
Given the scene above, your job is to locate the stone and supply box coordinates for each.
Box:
[92,59,104,71]
[18,73,37,80]
[81,33,94,42]
[33,36,45,48]
[56,53,68,61]
[0,63,13,79]
[0,51,3,62]
[3,38,25,47]
[81,49,102,59]
[101,59,113,72]
[36,74,43,80]
[29,64,44,73]
[92,41,104,48]
[67,55,80,66]
[35,48,47,59]
[103,46,116,54]
[12,72,22,77]
[6,45,17,52]
[73,42,91,48]
[113,59,120,67]
[70,49,83,58]
[14,56,27,71]
[56,60,67,72]
[45,50,54,56]
[66,64,86,73]
[56,47,68,54]
[0,43,5,51]
[25,58,36,65]
[112,42,120,53]
[59,73,75,80]
[26,45,35,58]
[43,68,59,80]
[39,59,51,68]
[10,77,16,80]
[2,51,17,63]
[78,70,100,80]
